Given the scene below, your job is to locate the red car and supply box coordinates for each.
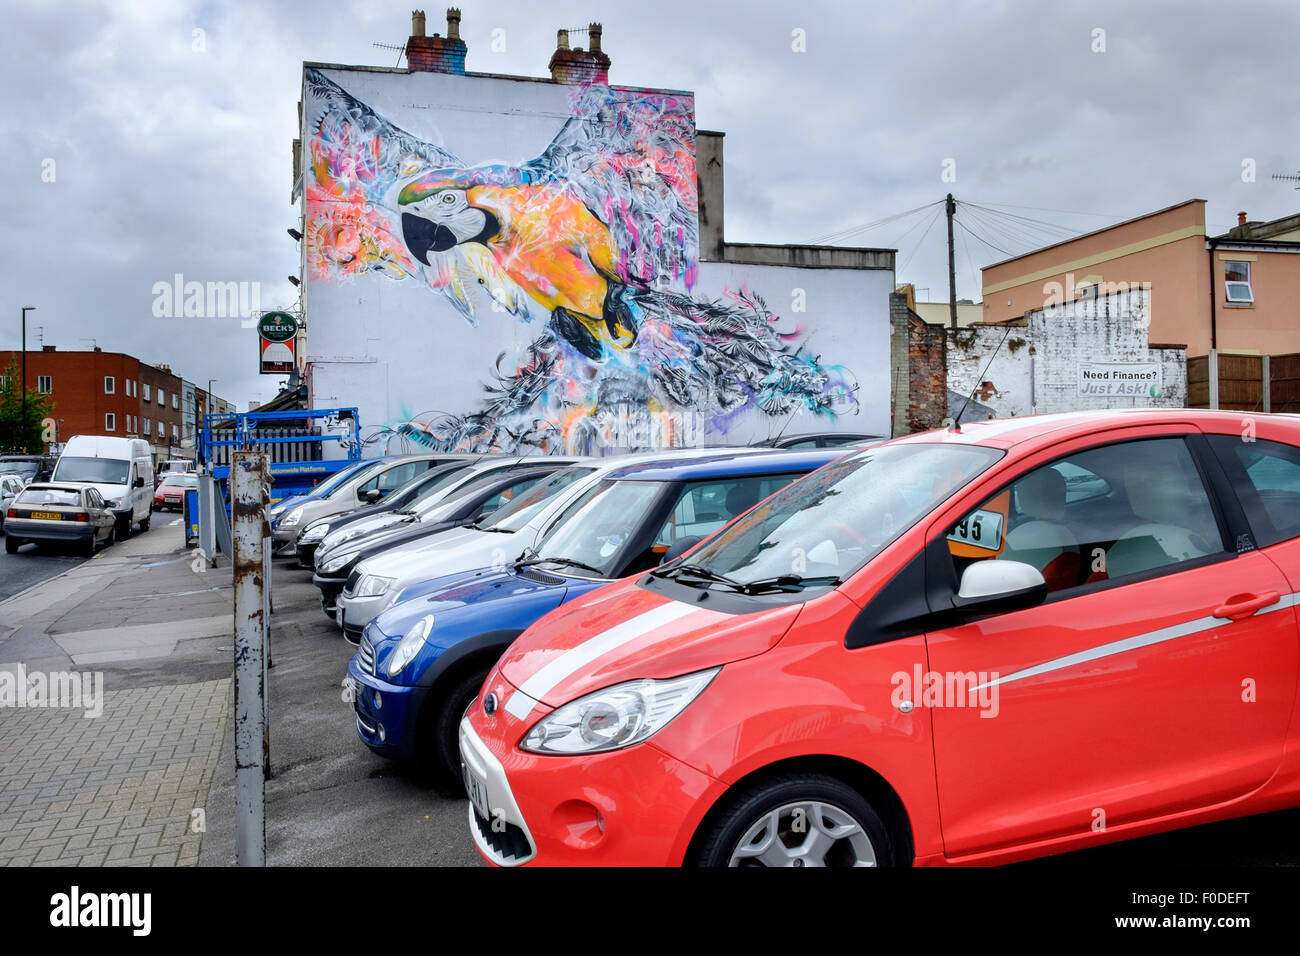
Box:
[152,473,197,512]
[461,410,1300,866]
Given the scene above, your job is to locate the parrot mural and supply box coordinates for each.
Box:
[304,68,857,453]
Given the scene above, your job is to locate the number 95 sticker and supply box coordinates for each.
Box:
[947,509,1004,552]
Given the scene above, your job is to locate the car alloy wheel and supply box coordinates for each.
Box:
[729,800,877,867]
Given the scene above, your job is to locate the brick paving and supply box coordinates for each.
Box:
[0,678,229,866]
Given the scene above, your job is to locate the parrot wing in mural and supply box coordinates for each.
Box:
[304,68,536,322]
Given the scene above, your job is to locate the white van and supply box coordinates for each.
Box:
[51,435,155,535]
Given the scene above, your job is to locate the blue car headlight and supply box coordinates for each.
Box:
[387,614,434,678]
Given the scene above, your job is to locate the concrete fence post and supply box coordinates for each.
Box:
[231,451,269,866]
[1208,349,1220,410]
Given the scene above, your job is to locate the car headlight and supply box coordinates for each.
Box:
[387,614,434,677]
[354,573,394,598]
[318,551,357,574]
[105,498,120,508]
[300,524,330,544]
[520,668,720,755]
[281,507,305,527]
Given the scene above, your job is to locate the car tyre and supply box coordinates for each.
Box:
[693,773,896,868]
[138,515,151,533]
[105,525,116,549]
[413,667,489,791]
[5,536,19,554]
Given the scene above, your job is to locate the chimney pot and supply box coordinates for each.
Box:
[589,23,602,54]
[446,7,461,40]
[556,29,570,50]
[1238,210,1248,226]
[411,9,426,37]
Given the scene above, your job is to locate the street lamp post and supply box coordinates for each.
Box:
[20,306,36,452]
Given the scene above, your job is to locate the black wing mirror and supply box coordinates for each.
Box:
[661,535,704,566]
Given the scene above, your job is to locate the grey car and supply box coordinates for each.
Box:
[271,454,459,556]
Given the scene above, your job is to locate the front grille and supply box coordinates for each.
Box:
[343,567,363,597]
[358,636,375,676]
[472,807,534,863]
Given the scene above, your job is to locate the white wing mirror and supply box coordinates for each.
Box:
[954,560,1047,613]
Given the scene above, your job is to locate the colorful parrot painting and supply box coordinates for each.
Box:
[304,68,857,453]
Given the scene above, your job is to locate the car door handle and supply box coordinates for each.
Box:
[1213,591,1280,621]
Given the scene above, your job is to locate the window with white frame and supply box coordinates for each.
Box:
[172,423,179,439]
[144,419,151,435]
[1225,261,1254,304]
[157,388,165,406]
[37,375,52,394]
[104,376,115,394]
[172,394,179,410]
[105,413,115,431]
[158,420,165,438]
[143,383,151,402]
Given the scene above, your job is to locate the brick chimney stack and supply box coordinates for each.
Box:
[1238,211,1248,226]
[407,8,467,74]
[549,22,610,85]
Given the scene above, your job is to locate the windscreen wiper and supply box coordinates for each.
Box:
[735,574,842,594]
[516,555,605,575]
[653,563,746,589]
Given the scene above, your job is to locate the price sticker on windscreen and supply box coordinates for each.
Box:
[947,509,1004,552]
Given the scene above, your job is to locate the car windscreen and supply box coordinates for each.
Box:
[17,488,82,507]
[402,467,488,514]
[52,457,129,485]
[311,461,374,497]
[162,475,198,488]
[0,461,39,479]
[529,479,668,577]
[414,468,530,519]
[478,465,597,532]
[321,461,387,499]
[667,442,1003,592]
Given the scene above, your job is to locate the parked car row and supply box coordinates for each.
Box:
[279,414,1300,868]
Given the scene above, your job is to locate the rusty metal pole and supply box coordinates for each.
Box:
[232,451,269,866]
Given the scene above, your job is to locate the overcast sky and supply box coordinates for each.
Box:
[3,0,1296,409]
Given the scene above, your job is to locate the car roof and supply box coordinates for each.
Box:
[607,448,847,482]
[893,408,1300,450]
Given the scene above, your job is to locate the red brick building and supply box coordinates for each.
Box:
[0,346,233,463]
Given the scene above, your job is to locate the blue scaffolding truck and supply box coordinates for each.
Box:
[198,407,362,508]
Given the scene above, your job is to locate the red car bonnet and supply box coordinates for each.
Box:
[499,578,802,710]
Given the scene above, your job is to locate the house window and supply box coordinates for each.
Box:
[172,394,179,410]
[143,383,151,402]
[104,376,115,394]
[172,423,179,439]
[105,413,115,431]
[37,375,52,394]
[1225,261,1254,304]
[144,419,151,436]
[158,420,165,439]
[128,379,135,397]
[157,388,165,406]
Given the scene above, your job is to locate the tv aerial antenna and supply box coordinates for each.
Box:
[1271,171,1300,188]
[373,41,407,67]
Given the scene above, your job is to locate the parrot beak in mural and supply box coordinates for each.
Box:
[398,180,500,266]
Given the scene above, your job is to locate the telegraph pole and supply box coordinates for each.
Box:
[945,194,957,329]
[20,307,36,452]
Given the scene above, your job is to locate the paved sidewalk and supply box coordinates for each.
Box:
[0,680,228,866]
[0,523,232,866]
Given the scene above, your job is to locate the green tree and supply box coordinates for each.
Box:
[0,358,56,453]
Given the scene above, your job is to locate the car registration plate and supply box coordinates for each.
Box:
[463,764,491,821]
[30,511,61,520]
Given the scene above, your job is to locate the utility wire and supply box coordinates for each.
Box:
[804,200,943,246]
